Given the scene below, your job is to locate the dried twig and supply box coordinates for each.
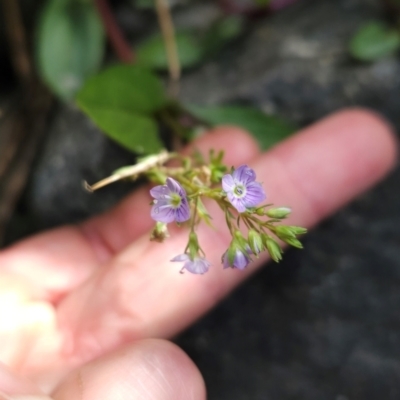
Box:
[155,0,181,95]
[85,150,172,191]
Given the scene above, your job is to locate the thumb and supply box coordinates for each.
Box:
[52,339,206,400]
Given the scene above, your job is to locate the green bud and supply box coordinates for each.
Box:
[234,230,248,248]
[266,207,292,219]
[255,207,265,216]
[150,222,169,242]
[248,229,263,255]
[226,242,237,267]
[263,235,283,263]
[274,225,296,240]
[284,237,303,249]
[288,226,307,235]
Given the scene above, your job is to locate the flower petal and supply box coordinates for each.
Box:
[171,254,190,262]
[222,251,231,269]
[184,258,210,274]
[227,193,247,213]
[233,165,256,185]
[222,174,235,192]
[233,250,251,270]
[150,185,170,199]
[175,199,190,222]
[151,204,175,223]
[166,177,185,196]
[244,182,266,207]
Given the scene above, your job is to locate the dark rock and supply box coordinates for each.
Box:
[180,0,399,129]
[24,104,136,228]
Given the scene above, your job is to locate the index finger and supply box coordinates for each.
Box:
[0,127,259,300]
[57,109,398,363]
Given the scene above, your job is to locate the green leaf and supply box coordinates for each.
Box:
[86,109,162,154]
[186,105,296,150]
[135,0,154,8]
[76,64,167,114]
[76,64,168,154]
[36,0,105,101]
[349,21,400,62]
[253,0,271,6]
[201,16,245,57]
[136,31,203,70]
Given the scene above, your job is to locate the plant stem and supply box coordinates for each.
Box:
[94,0,134,63]
[158,109,187,143]
[155,0,180,95]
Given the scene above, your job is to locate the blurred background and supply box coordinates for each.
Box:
[1,0,400,399]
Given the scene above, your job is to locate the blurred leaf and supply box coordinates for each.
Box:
[134,0,181,9]
[36,0,104,101]
[77,64,167,113]
[136,32,203,69]
[135,0,154,8]
[77,65,168,153]
[349,21,400,62]
[186,105,296,150]
[137,16,245,71]
[201,16,245,56]
[254,0,271,5]
[86,110,162,154]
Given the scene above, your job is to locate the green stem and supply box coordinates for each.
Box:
[191,196,199,232]
[158,109,187,141]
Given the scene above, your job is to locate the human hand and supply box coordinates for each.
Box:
[0,109,396,399]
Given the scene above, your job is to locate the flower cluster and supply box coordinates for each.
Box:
[86,150,306,275]
[146,154,307,275]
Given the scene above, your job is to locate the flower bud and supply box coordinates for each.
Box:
[150,222,170,242]
[248,229,263,255]
[284,237,303,249]
[234,230,248,248]
[255,207,265,216]
[222,241,252,270]
[287,226,307,235]
[225,244,237,267]
[274,225,296,240]
[266,207,292,219]
[263,235,283,263]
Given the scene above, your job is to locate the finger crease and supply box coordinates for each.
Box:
[78,222,116,263]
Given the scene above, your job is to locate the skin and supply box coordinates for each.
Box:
[0,108,397,399]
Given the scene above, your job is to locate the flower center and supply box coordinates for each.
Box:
[234,184,246,198]
[170,192,182,208]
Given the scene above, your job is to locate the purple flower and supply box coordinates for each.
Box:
[222,246,252,270]
[222,165,266,213]
[171,254,211,274]
[150,178,190,223]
